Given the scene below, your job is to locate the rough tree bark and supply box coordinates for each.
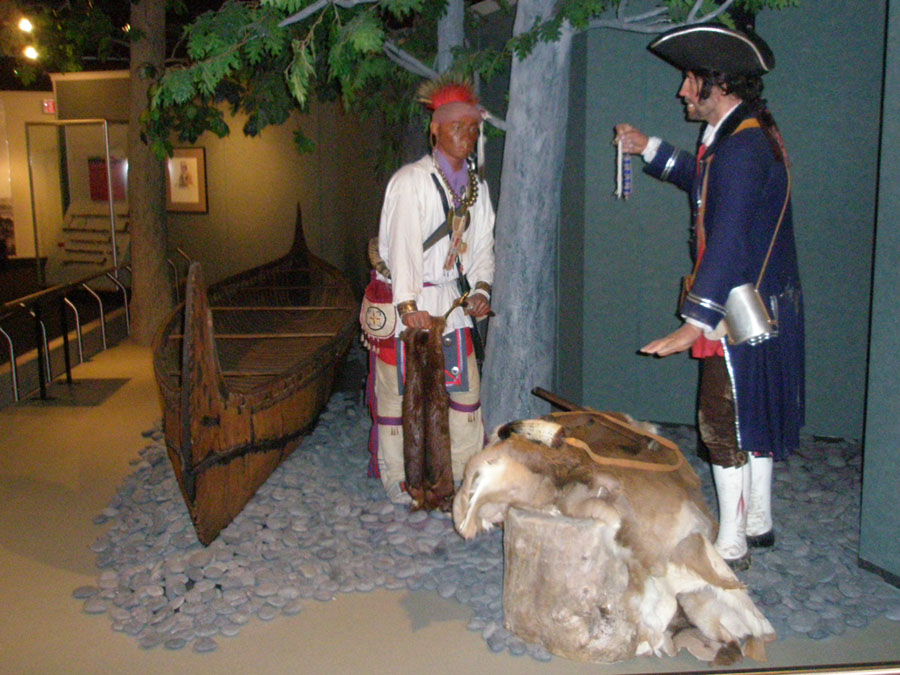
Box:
[127,0,173,345]
[437,0,465,73]
[503,507,636,662]
[481,0,575,429]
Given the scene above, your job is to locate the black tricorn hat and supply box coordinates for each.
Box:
[648,24,775,76]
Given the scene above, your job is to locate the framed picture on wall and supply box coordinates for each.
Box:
[166,147,207,213]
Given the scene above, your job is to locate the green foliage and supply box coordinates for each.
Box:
[241,70,297,135]
[293,127,316,154]
[344,12,385,54]
[287,39,317,106]
[508,0,802,62]
[326,9,393,107]
[140,1,451,171]
[0,1,128,78]
[381,0,426,20]
[141,97,229,159]
[260,0,311,12]
[3,0,801,168]
[186,2,253,61]
[556,0,612,31]
[730,0,802,12]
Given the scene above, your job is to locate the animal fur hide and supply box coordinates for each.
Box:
[400,318,454,511]
[452,413,776,665]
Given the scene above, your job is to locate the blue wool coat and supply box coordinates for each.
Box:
[645,104,805,459]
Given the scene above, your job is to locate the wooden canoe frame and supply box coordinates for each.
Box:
[152,207,357,545]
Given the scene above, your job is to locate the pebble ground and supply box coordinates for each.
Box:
[75,391,900,658]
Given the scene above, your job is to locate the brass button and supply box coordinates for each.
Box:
[450,366,459,375]
[443,335,452,346]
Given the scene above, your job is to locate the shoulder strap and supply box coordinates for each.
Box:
[423,174,452,251]
[430,173,450,216]
[690,116,791,293]
[726,117,789,291]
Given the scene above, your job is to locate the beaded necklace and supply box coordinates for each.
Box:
[433,155,479,210]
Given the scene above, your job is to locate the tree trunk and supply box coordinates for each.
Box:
[503,507,637,662]
[127,0,172,345]
[437,0,465,73]
[481,0,574,429]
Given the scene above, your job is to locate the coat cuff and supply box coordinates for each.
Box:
[644,141,682,181]
[682,292,726,331]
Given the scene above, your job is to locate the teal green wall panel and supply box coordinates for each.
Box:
[860,0,900,582]
[556,32,587,404]
[760,2,884,440]
[581,27,698,424]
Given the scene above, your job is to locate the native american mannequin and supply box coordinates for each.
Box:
[362,76,495,505]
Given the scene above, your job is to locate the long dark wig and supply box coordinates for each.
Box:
[694,69,788,165]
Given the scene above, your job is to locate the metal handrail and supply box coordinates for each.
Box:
[105,272,130,335]
[0,265,120,318]
[80,283,107,351]
[0,264,129,403]
[63,297,84,364]
[0,259,186,404]
[0,326,18,402]
[25,305,52,384]
[168,249,192,304]
[168,259,180,303]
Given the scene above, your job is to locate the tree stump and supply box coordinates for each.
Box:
[502,507,638,662]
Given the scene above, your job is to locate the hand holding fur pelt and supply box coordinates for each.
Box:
[400,317,454,511]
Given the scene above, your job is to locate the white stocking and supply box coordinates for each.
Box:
[711,464,750,560]
[746,455,774,536]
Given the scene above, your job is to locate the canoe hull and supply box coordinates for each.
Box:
[162,359,337,545]
[152,209,356,545]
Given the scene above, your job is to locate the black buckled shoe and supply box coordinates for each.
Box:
[746,530,775,548]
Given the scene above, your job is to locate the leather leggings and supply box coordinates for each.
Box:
[698,356,747,468]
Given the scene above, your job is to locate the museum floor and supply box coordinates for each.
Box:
[1,340,899,675]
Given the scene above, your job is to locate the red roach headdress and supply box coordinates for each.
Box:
[417,74,486,171]
[417,74,479,112]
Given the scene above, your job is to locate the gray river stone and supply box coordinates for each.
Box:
[82,597,107,614]
[72,585,99,599]
[787,610,820,634]
[75,390,900,660]
[188,549,214,568]
[193,637,218,653]
[219,620,243,637]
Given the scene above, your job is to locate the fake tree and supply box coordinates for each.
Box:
[128,0,172,345]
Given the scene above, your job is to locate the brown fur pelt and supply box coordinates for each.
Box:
[452,414,776,665]
[400,317,454,511]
